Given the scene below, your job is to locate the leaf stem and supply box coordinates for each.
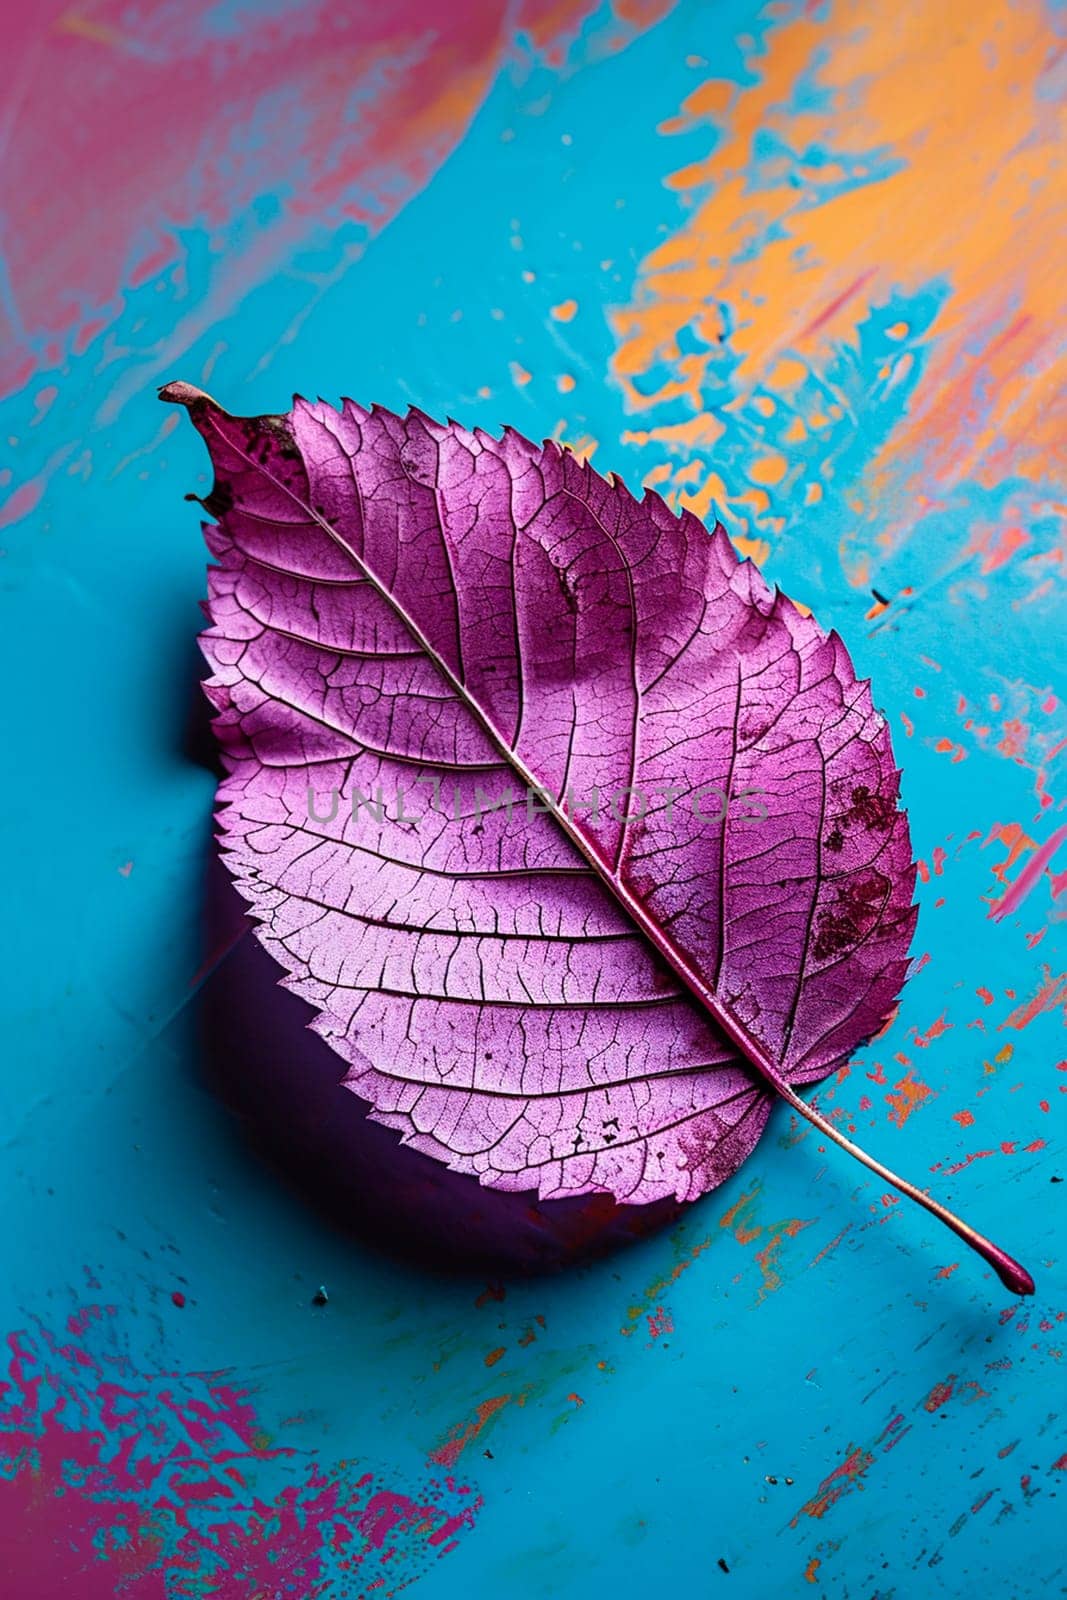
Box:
[606,876,1036,1298]
[764,1071,1033,1295]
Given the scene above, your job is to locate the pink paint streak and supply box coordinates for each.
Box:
[0,0,654,396]
[0,477,44,530]
[989,824,1067,922]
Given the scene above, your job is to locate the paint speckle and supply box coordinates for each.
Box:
[0,1304,481,1593]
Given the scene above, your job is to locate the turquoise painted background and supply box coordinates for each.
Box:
[1,1,1064,1594]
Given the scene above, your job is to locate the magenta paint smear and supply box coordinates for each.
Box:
[0,1302,480,1596]
[989,823,1067,922]
[0,0,648,396]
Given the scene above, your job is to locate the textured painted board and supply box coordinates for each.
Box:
[1,2,1064,1596]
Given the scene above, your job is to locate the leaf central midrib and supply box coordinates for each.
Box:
[200,399,792,1098]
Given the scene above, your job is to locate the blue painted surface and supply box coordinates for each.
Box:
[1,3,1064,1594]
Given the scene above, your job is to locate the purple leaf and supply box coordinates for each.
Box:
[162,381,1033,1295]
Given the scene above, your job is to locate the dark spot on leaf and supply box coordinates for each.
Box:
[203,480,234,518]
[554,563,579,613]
[824,826,844,852]
[399,442,436,486]
[261,413,301,457]
[813,872,889,960]
[845,784,895,833]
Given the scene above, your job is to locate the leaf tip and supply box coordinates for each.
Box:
[159,379,215,410]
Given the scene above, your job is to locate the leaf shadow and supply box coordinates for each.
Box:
[193,852,683,1281]
[178,635,223,777]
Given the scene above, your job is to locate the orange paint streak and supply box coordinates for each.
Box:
[611,0,1062,540]
[990,823,1067,921]
[753,1217,816,1300]
[997,718,1030,761]
[620,1234,719,1330]
[945,1148,998,1176]
[999,967,1067,1032]
[809,1222,852,1270]
[971,521,1032,575]
[923,1375,956,1412]
[718,1186,815,1299]
[612,0,675,31]
[750,451,788,486]
[985,822,1038,887]
[719,1186,762,1247]
[885,1068,933,1127]
[429,1394,512,1469]
[792,1443,875,1523]
[912,1014,951,1048]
